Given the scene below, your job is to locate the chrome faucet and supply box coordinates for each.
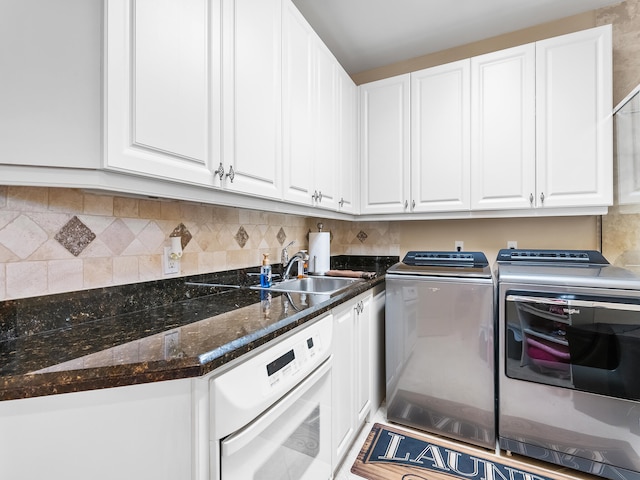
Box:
[282,250,309,280]
[281,240,295,267]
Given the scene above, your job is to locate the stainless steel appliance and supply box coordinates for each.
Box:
[496,249,640,480]
[211,314,333,480]
[385,251,495,449]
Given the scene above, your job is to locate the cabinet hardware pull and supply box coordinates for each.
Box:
[339,198,344,207]
[529,193,534,206]
[312,190,318,202]
[318,191,323,202]
[404,200,408,209]
[540,192,545,204]
[214,162,225,180]
[412,199,415,209]
[226,166,235,183]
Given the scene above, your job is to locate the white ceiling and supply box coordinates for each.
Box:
[292,0,622,74]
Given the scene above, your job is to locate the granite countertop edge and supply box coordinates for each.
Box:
[0,275,386,401]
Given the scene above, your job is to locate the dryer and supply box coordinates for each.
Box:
[495,249,640,480]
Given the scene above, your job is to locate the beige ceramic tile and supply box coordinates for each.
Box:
[0,214,48,259]
[83,257,113,289]
[83,193,114,216]
[100,218,136,256]
[6,186,49,212]
[6,261,48,299]
[138,199,162,220]
[113,196,139,218]
[113,256,140,284]
[0,264,5,300]
[160,201,181,220]
[139,254,162,281]
[48,188,84,214]
[47,259,84,294]
[136,221,166,253]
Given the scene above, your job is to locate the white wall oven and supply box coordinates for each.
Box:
[496,249,640,480]
[210,314,333,480]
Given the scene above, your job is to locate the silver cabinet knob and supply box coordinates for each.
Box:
[226,165,235,183]
[540,192,545,204]
[214,162,225,181]
[404,200,408,210]
[529,193,534,206]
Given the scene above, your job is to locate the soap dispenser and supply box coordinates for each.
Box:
[260,253,272,287]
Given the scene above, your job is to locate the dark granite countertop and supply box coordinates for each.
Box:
[0,255,397,401]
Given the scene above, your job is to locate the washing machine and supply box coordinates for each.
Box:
[496,249,640,480]
[385,251,495,449]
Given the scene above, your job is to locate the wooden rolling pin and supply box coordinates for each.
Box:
[325,269,376,279]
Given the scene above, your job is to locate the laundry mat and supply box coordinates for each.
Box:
[352,423,573,480]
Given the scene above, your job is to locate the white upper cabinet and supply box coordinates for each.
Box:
[220,0,283,199]
[470,43,536,210]
[535,25,613,209]
[282,0,345,211]
[411,60,471,212]
[0,0,101,169]
[337,69,358,213]
[313,41,339,210]
[105,0,220,186]
[359,74,411,214]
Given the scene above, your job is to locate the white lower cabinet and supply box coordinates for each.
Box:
[0,379,195,480]
[331,290,375,472]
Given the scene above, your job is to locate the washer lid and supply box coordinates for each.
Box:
[387,251,492,278]
[496,249,609,265]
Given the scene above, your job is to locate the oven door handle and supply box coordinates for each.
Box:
[507,295,640,312]
[221,356,331,457]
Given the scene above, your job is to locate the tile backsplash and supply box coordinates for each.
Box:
[0,186,399,300]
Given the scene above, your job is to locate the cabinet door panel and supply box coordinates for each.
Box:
[282,2,315,204]
[360,74,411,214]
[106,0,219,185]
[536,25,612,208]
[412,60,470,212]
[338,70,358,213]
[471,44,535,210]
[222,0,282,198]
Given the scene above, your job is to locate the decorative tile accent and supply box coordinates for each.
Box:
[234,226,249,248]
[170,223,192,250]
[357,230,368,243]
[54,216,96,257]
[277,227,287,246]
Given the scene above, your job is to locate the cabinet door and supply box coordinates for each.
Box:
[337,69,358,213]
[535,25,613,208]
[355,294,372,424]
[0,0,101,169]
[331,302,355,470]
[282,0,315,205]
[314,41,338,210]
[221,0,282,199]
[105,0,220,185]
[411,60,470,212]
[360,74,411,214]
[471,44,536,210]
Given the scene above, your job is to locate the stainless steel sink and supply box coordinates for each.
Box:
[255,276,362,295]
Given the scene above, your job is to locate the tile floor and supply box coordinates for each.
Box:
[334,403,600,480]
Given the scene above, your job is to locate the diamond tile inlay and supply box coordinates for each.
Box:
[277,227,287,246]
[235,226,249,248]
[357,230,368,243]
[170,223,192,250]
[55,216,96,257]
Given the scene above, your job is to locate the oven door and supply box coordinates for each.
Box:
[220,358,331,480]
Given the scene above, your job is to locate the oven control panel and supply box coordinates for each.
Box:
[265,332,321,388]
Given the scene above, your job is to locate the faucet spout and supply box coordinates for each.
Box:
[281,241,295,267]
[283,250,309,280]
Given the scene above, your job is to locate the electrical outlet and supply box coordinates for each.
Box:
[507,241,518,249]
[163,246,180,275]
[455,241,464,252]
[164,330,180,359]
